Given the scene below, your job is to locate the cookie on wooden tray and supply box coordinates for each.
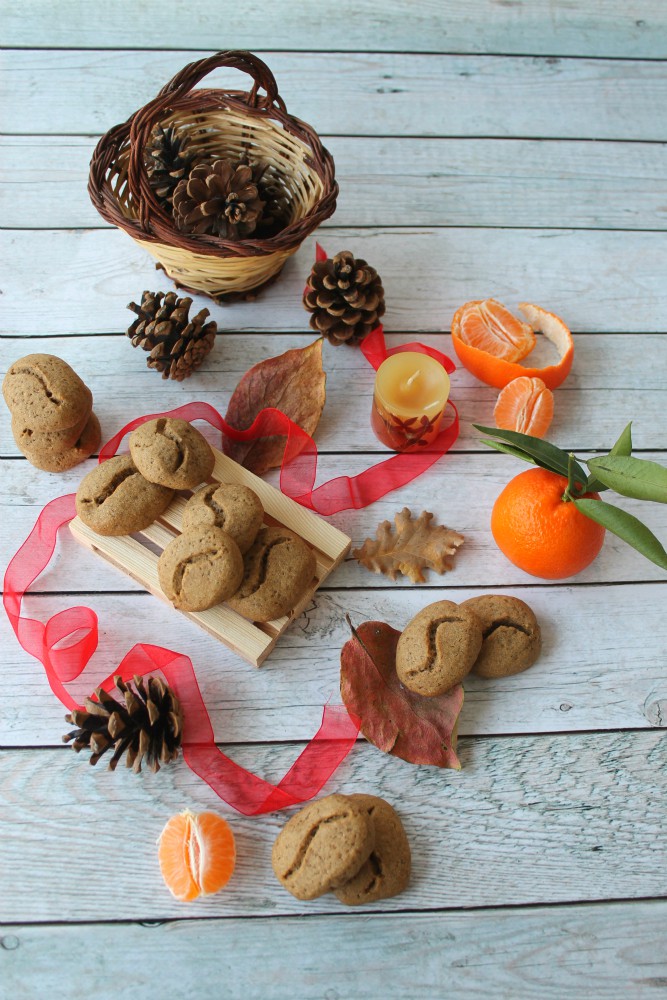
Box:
[157,526,244,612]
[271,794,375,901]
[334,795,411,906]
[460,594,542,678]
[395,600,483,696]
[182,483,264,553]
[76,454,174,536]
[129,417,215,490]
[19,412,101,473]
[227,525,316,622]
[2,353,93,432]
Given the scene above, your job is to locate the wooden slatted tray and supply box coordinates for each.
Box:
[70,447,351,666]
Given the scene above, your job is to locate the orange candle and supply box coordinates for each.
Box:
[371,352,450,451]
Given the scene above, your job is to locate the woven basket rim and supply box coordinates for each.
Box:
[88,51,338,259]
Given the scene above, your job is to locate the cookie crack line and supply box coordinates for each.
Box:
[282,812,353,881]
[85,468,137,506]
[245,537,291,594]
[155,418,186,471]
[483,618,532,639]
[407,616,462,678]
[173,548,224,597]
[362,851,383,895]
[10,367,63,406]
[203,490,227,524]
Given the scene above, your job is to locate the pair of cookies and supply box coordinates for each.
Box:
[272,793,411,906]
[396,595,541,696]
[3,354,100,472]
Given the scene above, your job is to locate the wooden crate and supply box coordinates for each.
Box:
[70,447,351,666]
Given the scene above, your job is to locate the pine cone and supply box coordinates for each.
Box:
[127,290,217,381]
[145,125,200,205]
[173,159,264,239]
[63,675,183,773]
[303,250,385,346]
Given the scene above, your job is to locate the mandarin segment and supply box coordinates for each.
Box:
[158,809,236,901]
[494,376,554,438]
[456,299,536,362]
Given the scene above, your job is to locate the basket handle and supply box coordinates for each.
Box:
[128,52,286,226]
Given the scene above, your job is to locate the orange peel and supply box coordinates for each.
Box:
[451,300,574,390]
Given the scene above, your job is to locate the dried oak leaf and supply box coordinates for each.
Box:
[340,618,463,769]
[352,507,464,583]
[223,338,326,475]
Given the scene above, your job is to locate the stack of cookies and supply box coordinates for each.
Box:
[272,793,411,906]
[3,354,101,472]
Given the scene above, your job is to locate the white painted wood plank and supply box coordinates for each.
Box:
[3,450,667,590]
[1,582,666,745]
[5,135,667,232]
[2,334,666,454]
[5,901,667,1000]
[3,1,665,58]
[3,228,667,334]
[1,732,665,921]
[3,50,667,141]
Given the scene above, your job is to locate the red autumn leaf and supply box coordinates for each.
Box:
[340,618,464,769]
[223,338,326,475]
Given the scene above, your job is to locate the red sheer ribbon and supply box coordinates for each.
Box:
[3,326,459,814]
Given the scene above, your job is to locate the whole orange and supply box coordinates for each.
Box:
[491,467,606,579]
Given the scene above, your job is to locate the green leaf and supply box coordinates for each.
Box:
[574,498,667,570]
[586,455,667,504]
[479,439,537,464]
[586,422,633,492]
[473,425,587,483]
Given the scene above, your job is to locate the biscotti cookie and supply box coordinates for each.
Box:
[271,794,375,901]
[334,795,411,906]
[460,594,542,678]
[19,412,101,473]
[129,417,215,490]
[12,406,92,454]
[157,526,244,612]
[395,600,483,697]
[182,483,264,554]
[76,454,174,536]
[227,526,316,622]
[3,354,92,432]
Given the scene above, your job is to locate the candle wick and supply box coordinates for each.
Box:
[404,370,421,390]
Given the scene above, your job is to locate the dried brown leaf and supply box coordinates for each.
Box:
[352,507,464,583]
[340,617,463,769]
[223,338,326,475]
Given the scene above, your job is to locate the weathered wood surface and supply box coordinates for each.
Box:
[3,1,665,58]
[4,900,667,1000]
[1,583,665,745]
[2,333,665,454]
[3,450,667,590]
[1,733,666,922]
[6,135,667,232]
[4,50,667,141]
[3,228,667,334]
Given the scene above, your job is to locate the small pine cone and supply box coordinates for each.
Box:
[145,125,201,205]
[63,675,183,773]
[127,290,217,381]
[173,159,264,239]
[303,250,385,347]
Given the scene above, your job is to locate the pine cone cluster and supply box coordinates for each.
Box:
[127,290,217,381]
[303,250,385,347]
[145,125,273,241]
[63,675,183,773]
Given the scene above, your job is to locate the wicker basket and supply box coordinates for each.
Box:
[88,51,338,301]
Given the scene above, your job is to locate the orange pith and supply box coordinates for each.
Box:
[491,467,605,579]
[158,810,236,901]
[451,301,574,390]
[456,299,536,362]
[494,376,554,438]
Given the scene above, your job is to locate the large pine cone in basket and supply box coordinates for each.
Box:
[173,159,265,239]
